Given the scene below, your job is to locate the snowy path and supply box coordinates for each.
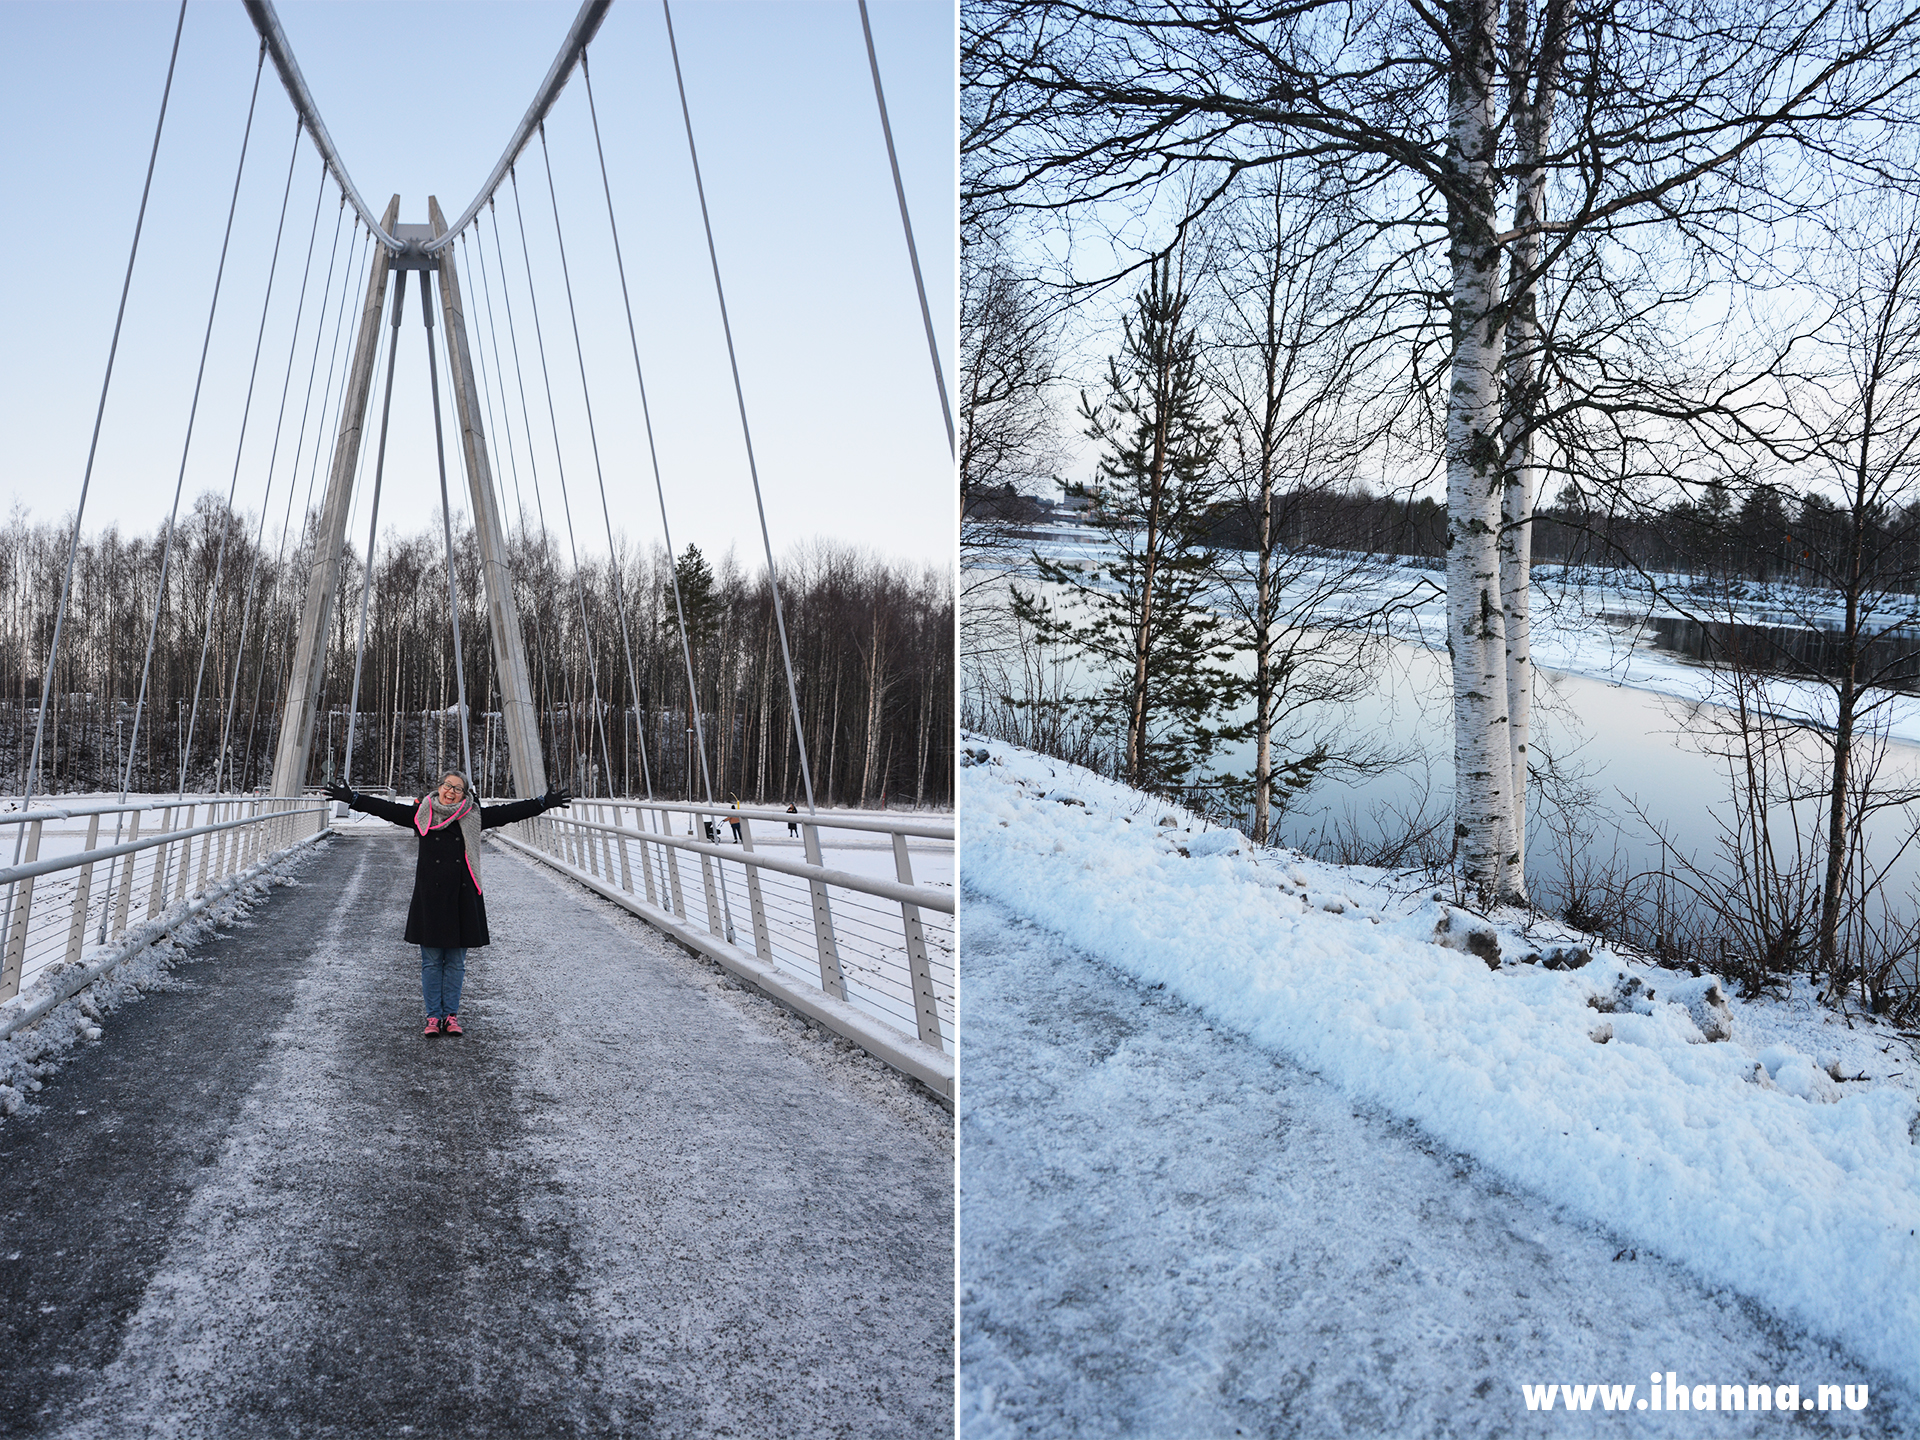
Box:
[960,893,1916,1439]
[0,830,953,1438]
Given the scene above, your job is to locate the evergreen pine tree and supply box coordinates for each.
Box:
[1012,257,1237,792]
[664,544,721,653]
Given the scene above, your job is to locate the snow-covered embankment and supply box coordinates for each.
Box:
[961,737,1920,1389]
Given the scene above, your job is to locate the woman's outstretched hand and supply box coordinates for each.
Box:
[323,781,354,805]
[542,786,573,810]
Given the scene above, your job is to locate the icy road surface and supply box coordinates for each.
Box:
[959,893,1915,1439]
[0,830,953,1438]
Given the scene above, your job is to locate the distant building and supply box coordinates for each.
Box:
[963,484,1052,524]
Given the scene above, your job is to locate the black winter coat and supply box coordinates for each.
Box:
[350,792,547,947]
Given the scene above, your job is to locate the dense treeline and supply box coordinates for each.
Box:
[0,497,952,809]
[1193,479,1920,589]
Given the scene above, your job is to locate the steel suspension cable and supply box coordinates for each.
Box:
[577,54,691,805]
[23,0,185,949]
[215,173,340,791]
[483,198,564,786]
[341,269,408,790]
[661,0,818,814]
[330,264,397,783]
[17,0,186,811]
[460,225,560,796]
[421,272,475,782]
[180,115,304,796]
[855,0,954,457]
[534,124,656,803]
[325,252,397,782]
[507,167,618,798]
[247,220,367,788]
[459,230,525,547]
[486,200,555,546]
[122,41,269,800]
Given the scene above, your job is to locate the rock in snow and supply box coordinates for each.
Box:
[1430,907,1501,967]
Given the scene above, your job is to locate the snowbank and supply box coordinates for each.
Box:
[961,737,1920,1387]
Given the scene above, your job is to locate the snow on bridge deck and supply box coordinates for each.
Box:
[0,828,953,1438]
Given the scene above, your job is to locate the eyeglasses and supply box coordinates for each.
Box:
[440,782,466,795]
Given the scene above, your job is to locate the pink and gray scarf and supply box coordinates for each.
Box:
[415,795,483,894]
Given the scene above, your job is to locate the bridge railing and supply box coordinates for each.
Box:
[492,800,954,1096]
[0,796,330,1013]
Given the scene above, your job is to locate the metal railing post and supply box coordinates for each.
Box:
[0,820,44,1001]
[660,806,686,919]
[801,822,846,999]
[147,806,174,920]
[614,805,636,896]
[65,812,102,969]
[174,805,194,904]
[736,816,773,962]
[632,806,659,906]
[194,803,212,897]
[695,812,722,938]
[113,811,141,938]
[891,831,941,1048]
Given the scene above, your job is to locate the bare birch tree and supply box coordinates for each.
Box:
[1204,174,1427,841]
[965,0,1920,902]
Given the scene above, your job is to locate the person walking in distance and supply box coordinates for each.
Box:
[324,770,571,1036]
[786,802,799,839]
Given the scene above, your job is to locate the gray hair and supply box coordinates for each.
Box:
[436,769,474,797]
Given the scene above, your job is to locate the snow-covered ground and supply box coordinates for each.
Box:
[0,830,952,1436]
[960,736,1920,1415]
[963,892,1914,1437]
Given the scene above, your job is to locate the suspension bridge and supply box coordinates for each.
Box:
[0,2,953,1433]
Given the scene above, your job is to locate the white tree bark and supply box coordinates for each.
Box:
[1494,0,1568,901]
[1446,0,1516,902]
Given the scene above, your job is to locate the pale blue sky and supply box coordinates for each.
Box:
[0,0,957,572]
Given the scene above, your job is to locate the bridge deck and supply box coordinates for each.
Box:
[0,830,952,1438]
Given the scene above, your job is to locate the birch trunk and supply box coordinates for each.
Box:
[1252,460,1274,845]
[1446,0,1516,902]
[859,609,885,804]
[1495,0,1568,900]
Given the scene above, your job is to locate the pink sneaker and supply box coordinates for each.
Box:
[423,1016,441,1037]
[442,1014,464,1037]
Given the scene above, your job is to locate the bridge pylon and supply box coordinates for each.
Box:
[270,195,546,800]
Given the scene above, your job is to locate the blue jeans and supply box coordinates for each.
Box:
[420,946,468,1018]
